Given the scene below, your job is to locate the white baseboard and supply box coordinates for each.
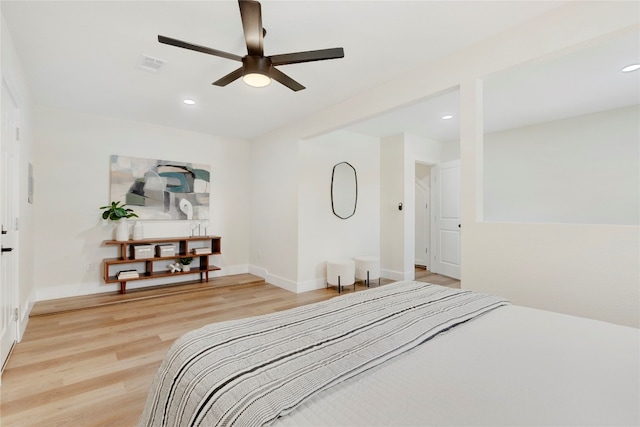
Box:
[34,266,417,303]
[249,267,416,294]
[35,264,251,302]
[18,287,37,341]
[381,268,414,282]
[248,265,298,293]
[297,278,327,293]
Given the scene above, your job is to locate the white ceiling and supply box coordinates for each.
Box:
[1,0,588,141]
[346,28,640,142]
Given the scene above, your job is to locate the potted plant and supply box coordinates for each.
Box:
[100,201,138,241]
[178,257,193,272]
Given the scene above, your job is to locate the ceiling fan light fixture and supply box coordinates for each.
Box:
[243,72,271,87]
[242,55,272,88]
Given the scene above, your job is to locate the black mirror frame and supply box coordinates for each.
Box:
[331,161,358,220]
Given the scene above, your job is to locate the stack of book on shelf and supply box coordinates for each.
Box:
[192,247,211,255]
[117,269,139,280]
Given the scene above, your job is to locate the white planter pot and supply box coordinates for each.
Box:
[115,220,129,241]
[182,265,191,272]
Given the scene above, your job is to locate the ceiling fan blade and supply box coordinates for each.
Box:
[238,0,264,56]
[269,67,305,92]
[158,35,242,62]
[212,67,244,86]
[269,48,344,66]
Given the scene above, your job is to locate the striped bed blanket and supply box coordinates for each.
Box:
[139,281,509,427]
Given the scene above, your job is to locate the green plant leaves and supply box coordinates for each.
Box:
[100,201,139,221]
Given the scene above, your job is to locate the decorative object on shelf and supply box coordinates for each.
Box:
[178,257,193,272]
[115,220,130,242]
[131,244,154,259]
[187,219,212,237]
[189,220,199,237]
[168,262,182,273]
[117,269,139,280]
[100,201,139,241]
[109,155,210,220]
[200,220,210,236]
[156,243,176,257]
[132,221,144,240]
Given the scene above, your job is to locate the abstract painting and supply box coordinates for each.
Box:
[110,155,210,220]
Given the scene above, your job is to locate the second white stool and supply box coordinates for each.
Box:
[354,256,380,288]
[326,258,355,294]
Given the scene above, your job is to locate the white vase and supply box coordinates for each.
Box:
[182,264,191,272]
[115,220,129,241]
[132,221,144,240]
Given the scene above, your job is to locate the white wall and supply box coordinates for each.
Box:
[33,106,251,300]
[464,222,639,327]
[297,130,380,292]
[248,136,300,291]
[1,12,36,338]
[484,105,639,224]
[381,133,441,280]
[441,141,461,163]
[380,134,405,279]
[252,2,639,327]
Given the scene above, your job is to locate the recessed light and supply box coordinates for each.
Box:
[442,115,453,120]
[183,99,196,105]
[621,64,640,73]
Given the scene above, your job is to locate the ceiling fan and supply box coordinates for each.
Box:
[158,0,344,91]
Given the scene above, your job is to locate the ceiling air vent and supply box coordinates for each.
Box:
[137,54,167,73]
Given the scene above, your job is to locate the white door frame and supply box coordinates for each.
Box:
[1,78,20,377]
[414,177,430,269]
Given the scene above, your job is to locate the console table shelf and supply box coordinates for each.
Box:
[103,236,221,294]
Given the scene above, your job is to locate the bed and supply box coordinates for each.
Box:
[139,281,639,427]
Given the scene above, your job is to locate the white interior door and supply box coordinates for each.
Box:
[414,180,430,268]
[1,80,19,374]
[432,160,460,279]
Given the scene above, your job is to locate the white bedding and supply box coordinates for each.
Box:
[140,281,509,426]
[273,305,640,427]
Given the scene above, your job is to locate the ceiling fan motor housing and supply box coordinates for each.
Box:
[243,55,272,77]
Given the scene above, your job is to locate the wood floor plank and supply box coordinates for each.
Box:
[1,270,459,427]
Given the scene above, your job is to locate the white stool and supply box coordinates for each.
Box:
[326,258,355,294]
[354,256,380,288]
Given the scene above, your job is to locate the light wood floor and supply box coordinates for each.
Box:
[1,269,459,427]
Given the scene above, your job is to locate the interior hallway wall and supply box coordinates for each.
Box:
[297,130,380,291]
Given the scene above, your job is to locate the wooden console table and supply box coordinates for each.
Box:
[103,236,221,294]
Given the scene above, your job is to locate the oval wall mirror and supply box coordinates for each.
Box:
[331,162,358,219]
